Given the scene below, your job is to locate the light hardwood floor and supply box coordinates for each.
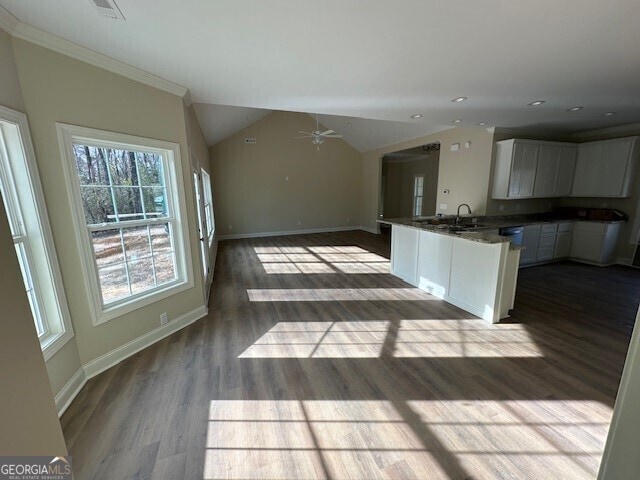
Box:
[61,230,640,479]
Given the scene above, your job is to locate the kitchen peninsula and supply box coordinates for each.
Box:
[380,219,521,323]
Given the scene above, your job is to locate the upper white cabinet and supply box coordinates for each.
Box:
[556,147,578,196]
[571,137,638,197]
[492,139,577,199]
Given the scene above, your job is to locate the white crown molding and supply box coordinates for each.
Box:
[0,5,191,101]
[0,5,18,34]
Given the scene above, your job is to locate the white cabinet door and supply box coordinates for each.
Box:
[449,238,502,317]
[534,145,560,197]
[417,230,452,298]
[391,225,419,285]
[509,143,539,197]
[570,222,605,262]
[537,233,556,261]
[572,142,604,196]
[554,231,572,258]
[600,139,634,196]
[555,146,577,196]
[520,224,541,265]
[572,137,637,197]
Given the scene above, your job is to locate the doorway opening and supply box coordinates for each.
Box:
[380,142,440,220]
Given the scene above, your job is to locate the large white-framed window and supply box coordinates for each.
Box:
[413,174,425,217]
[201,168,215,246]
[56,124,193,325]
[0,106,74,359]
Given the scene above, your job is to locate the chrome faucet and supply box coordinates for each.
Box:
[456,203,472,225]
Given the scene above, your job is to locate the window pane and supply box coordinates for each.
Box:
[129,258,156,294]
[150,223,172,254]
[98,264,130,304]
[106,148,140,186]
[123,226,151,260]
[14,232,45,336]
[73,145,108,186]
[91,230,124,267]
[142,187,167,219]
[113,186,145,222]
[155,253,176,285]
[81,186,116,224]
[135,152,164,186]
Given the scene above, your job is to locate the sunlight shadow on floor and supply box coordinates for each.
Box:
[203,399,611,480]
[246,288,439,302]
[255,245,391,275]
[238,320,544,358]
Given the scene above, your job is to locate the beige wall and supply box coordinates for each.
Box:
[362,127,496,228]
[382,153,439,218]
[0,29,24,112]
[210,111,362,236]
[12,39,205,367]
[183,102,218,287]
[0,195,67,455]
[0,30,84,404]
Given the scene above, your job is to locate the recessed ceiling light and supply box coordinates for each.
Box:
[527,100,546,106]
[347,122,353,126]
[452,119,462,123]
[567,107,583,112]
[603,112,617,117]
[451,96,467,103]
[410,114,423,119]
[246,114,254,119]
[477,122,487,126]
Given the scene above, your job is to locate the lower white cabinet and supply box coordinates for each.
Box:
[537,223,558,261]
[570,222,621,265]
[554,223,573,259]
[390,225,520,323]
[520,225,541,265]
[391,225,419,284]
[417,230,452,298]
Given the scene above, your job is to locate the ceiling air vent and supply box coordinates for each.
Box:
[89,0,125,20]
[244,138,257,144]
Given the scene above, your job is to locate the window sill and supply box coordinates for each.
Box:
[41,329,75,362]
[93,278,194,326]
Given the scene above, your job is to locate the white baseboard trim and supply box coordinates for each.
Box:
[217,226,360,240]
[83,304,208,379]
[616,257,633,266]
[55,368,87,417]
[359,226,380,234]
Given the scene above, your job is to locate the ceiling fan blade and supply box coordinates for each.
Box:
[319,130,335,136]
[298,130,313,135]
[324,135,343,138]
[294,136,313,139]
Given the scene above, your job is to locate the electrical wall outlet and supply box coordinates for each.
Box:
[499,204,505,212]
[160,312,168,325]
[297,220,301,226]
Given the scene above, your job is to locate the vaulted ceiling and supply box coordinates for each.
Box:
[2,0,640,150]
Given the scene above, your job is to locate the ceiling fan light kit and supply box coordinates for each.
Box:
[295,114,343,149]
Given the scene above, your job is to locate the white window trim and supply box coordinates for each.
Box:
[0,105,74,360]
[56,123,194,326]
[413,173,425,217]
[201,168,215,246]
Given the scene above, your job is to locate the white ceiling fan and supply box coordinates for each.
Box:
[295,114,343,149]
